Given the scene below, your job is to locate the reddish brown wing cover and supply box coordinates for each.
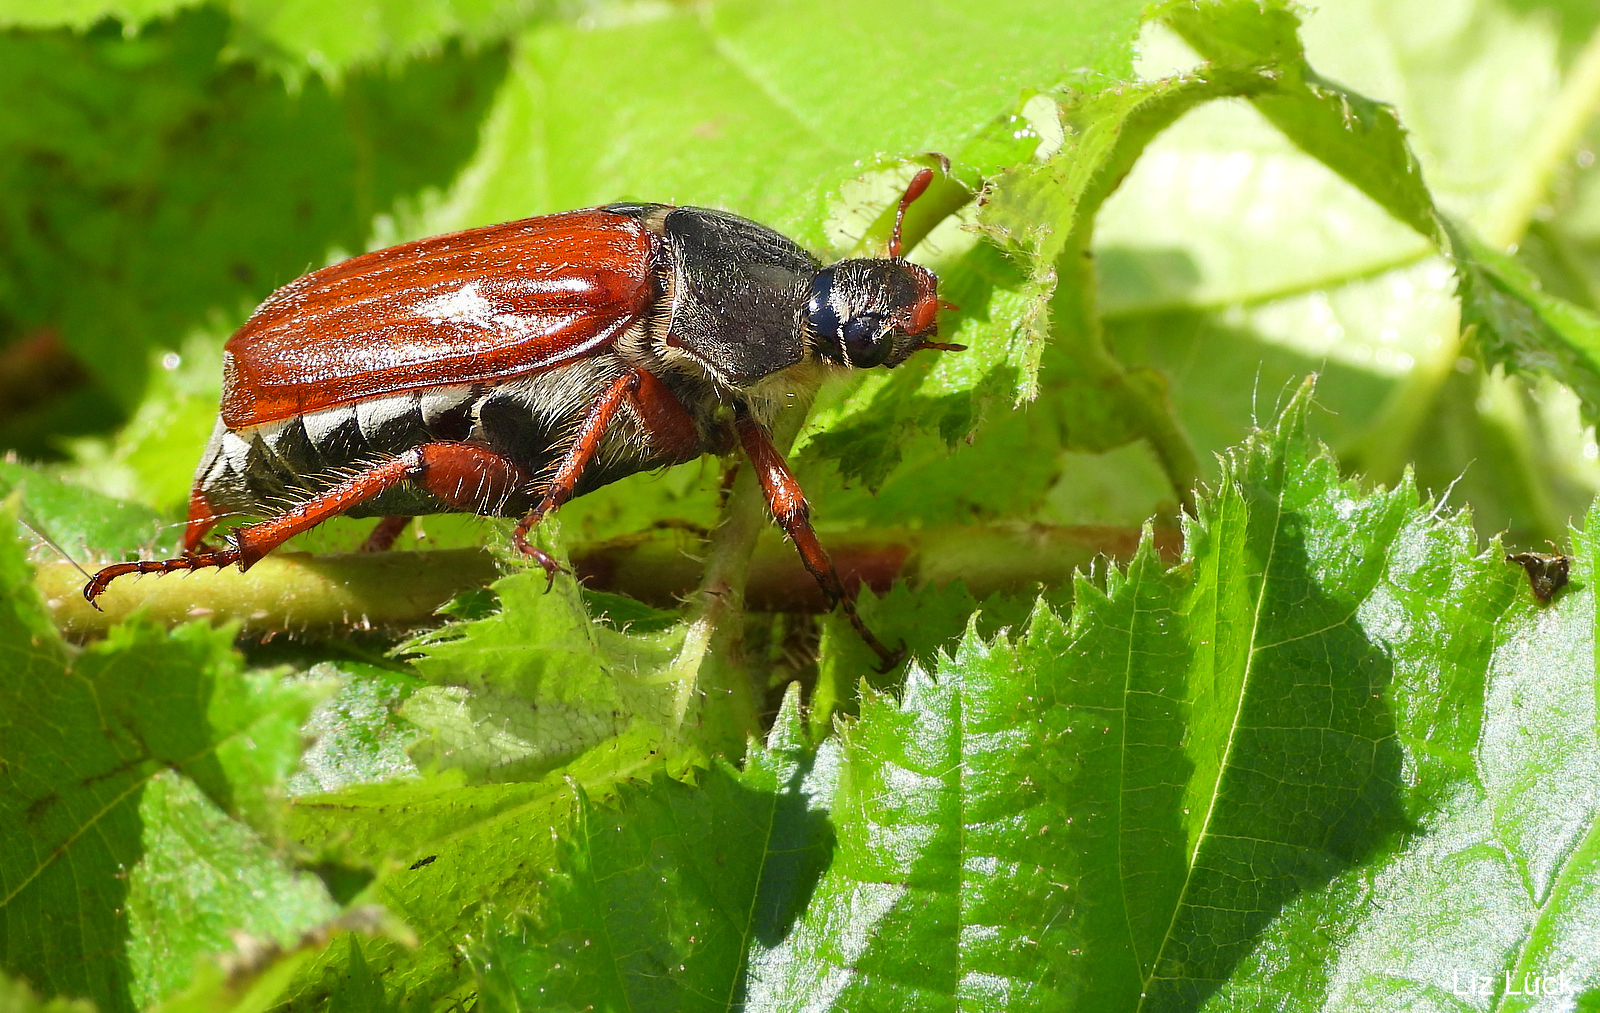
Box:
[220,209,659,427]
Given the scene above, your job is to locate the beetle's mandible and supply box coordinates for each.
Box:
[84,167,962,667]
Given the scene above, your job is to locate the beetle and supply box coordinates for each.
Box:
[83,166,961,668]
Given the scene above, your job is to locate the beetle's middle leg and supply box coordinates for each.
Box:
[512,366,706,587]
[84,441,528,606]
[512,369,644,585]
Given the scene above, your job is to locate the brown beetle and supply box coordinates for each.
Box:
[84,168,961,667]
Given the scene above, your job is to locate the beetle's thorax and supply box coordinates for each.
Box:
[608,203,829,425]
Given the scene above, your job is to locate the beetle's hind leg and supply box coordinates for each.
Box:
[183,487,223,553]
[85,442,530,607]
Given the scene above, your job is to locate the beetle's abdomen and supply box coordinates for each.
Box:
[197,381,492,521]
[194,357,719,524]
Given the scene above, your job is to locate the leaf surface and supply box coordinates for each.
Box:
[467,382,1600,1011]
[0,506,333,1012]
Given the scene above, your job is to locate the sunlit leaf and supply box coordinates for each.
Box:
[466,382,1600,1011]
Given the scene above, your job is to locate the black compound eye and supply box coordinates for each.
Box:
[841,314,889,368]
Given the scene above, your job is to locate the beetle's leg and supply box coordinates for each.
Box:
[628,367,706,461]
[732,407,904,672]
[85,442,528,607]
[513,367,706,588]
[513,369,648,586]
[361,516,411,553]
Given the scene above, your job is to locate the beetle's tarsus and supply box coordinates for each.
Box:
[512,516,566,591]
[850,613,903,672]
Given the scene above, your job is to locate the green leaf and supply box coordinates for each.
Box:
[287,662,425,797]
[0,1,547,80]
[285,774,574,1006]
[126,772,340,1009]
[800,64,1277,494]
[150,907,407,1013]
[2,461,171,562]
[469,381,1600,1009]
[758,383,1589,1010]
[1093,0,1600,544]
[59,336,227,513]
[1202,522,1600,1009]
[471,687,835,1012]
[433,0,1155,493]
[1160,0,1600,430]
[222,0,547,79]
[0,0,198,31]
[810,580,983,734]
[278,535,763,1003]
[398,559,713,784]
[0,504,333,1012]
[447,0,1148,231]
[1454,224,1600,426]
[0,970,97,1013]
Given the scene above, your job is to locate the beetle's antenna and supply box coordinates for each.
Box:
[17,513,94,583]
[891,168,937,260]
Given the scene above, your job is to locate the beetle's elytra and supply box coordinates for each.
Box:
[85,167,962,667]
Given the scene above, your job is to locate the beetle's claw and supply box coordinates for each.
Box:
[538,558,566,593]
[512,534,567,592]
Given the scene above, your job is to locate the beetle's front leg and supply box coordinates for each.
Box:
[732,406,904,672]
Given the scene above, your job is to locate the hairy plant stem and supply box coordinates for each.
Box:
[37,522,1175,639]
[656,412,804,755]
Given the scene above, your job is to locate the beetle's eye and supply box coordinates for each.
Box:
[841,314,889,368]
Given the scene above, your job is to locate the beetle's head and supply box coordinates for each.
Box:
[808,162,963,371]
[808,259,953,370]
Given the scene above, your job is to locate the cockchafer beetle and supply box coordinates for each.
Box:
[84,166,962,667]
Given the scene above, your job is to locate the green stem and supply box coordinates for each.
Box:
[37,523,1176,639]
[1481,23,1600,251]
[1054,226,1201,512]
[1355,21,1600,486]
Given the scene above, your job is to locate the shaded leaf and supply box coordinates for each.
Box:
[0,7,506,422]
